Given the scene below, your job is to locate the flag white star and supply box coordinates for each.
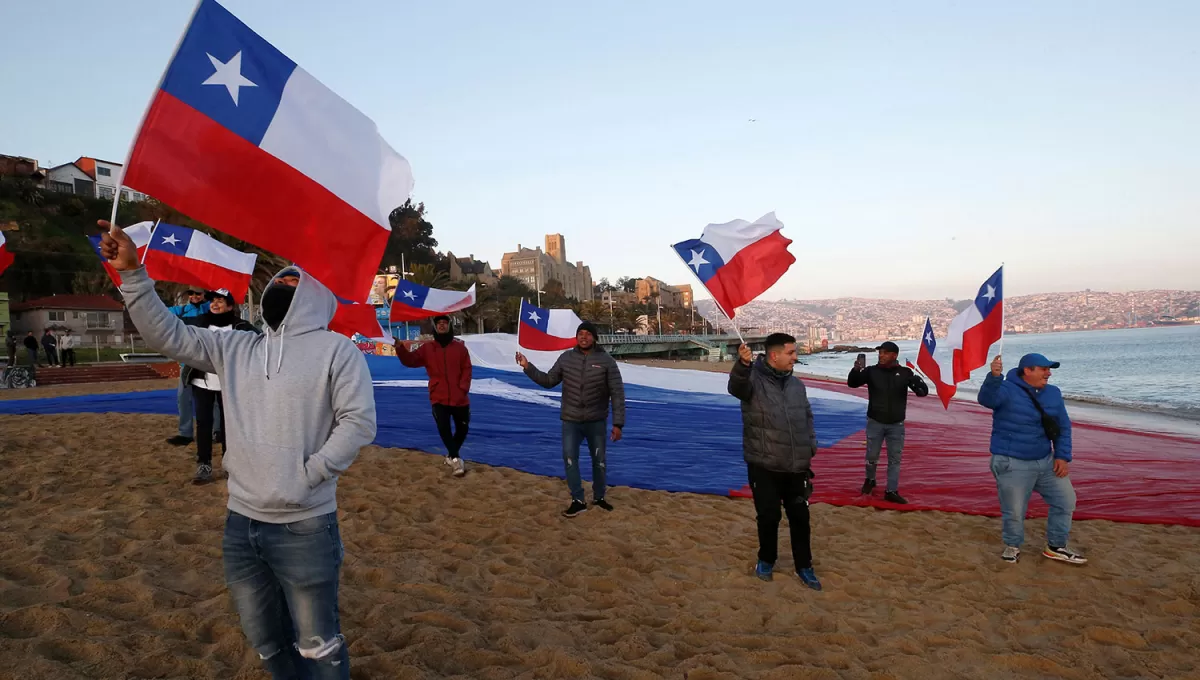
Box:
[402,289,417,300]
[202,51,257,105]
[982,284,996,302]
[686,248,710,273]
[925,331,934,344]
[527,311,541,323]
[161,234,180,247]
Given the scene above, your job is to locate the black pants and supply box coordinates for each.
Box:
[193,387,225,466]
[60,349,76,367]
[747,463,813,569]
[432,404,469,459]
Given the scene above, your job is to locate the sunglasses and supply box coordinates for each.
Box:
[186,290,204,295]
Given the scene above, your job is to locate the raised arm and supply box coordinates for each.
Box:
[524,353,564,389]
[977,356,1008,410]
[304,344,377,486]
[119,267,227,373]
[728,358,754,402]
[908,372,929,397]
[395,341,426,368]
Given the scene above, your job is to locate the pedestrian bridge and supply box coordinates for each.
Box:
[596,334,770,360]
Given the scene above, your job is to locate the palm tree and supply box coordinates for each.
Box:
[407,263,449,289]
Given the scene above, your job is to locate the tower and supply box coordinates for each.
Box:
[545,234,566,264]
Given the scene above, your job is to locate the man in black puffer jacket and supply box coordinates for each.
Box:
[517,321,626,518]
[728,332,821,591]
[847,341,928,504]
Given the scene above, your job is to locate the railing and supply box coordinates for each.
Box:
[597,334,752,344]
[85,320,116,330]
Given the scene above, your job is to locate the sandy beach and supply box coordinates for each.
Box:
[2,383,1199,679]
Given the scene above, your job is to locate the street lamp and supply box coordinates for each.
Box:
[537,289,545,307]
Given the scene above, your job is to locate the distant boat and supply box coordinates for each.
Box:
[1150,317,1194,327]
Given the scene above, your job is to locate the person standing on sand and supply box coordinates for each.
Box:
[99,220,376,679]
[979,353,1086,565]
[847,340,928,504]
[516,320,625,518]
[395,314,472,477]
[165,289,214,448]
[728,334,822,591]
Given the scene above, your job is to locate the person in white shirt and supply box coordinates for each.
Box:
[58,333,78,367]
[183,290,259,484]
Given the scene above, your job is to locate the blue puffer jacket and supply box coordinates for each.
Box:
[977,368,1073,461]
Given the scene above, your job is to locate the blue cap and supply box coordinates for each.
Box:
[1018,353,1060,370]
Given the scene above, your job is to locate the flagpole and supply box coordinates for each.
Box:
[997,263,1005,359]
[139,219,160,265]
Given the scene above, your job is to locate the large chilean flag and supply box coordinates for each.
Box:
[518,299,583,352]
[945,266,1004,384]
[142,222,257,303]
[672,212,795,320]
[122,0,413,301]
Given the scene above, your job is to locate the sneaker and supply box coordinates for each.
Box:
[1043,545,1087,565]
[562,500,588,518]
[884,491,908,505]
[192,464,213,485]
[797,568,822,591]
[593,497,614,512]
[451,457,466,477]
[861,478,876,495]
[166,435,193,446]
[1001,546,1021,563]
[755,560,774,582]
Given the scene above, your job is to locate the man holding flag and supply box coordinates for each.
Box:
[847,341,928,504]
[395,314,473,477]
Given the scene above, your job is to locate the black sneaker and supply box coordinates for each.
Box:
[861,479,876,495]
[562,500,588,518]
[166,435,193,446]
[593,498,614,512]
[193,464,213,485]
[884,491,908,504]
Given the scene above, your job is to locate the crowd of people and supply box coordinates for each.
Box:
[98,220,1085,680]
[3,329,80,380]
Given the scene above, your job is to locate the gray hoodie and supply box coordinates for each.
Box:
[119,265,377,523]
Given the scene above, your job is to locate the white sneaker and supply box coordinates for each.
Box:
[451,457,466,477]
[1001,546,1021,563]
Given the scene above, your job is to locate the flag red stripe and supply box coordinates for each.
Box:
[952,300,1004,383]
[330,303,384,339]
[124,91,389,301]
[144,248,253,303]
[390,302,444,323]
[705,230,795,319]
[518,323,577,351]
[0,244,13,276]
[913,350,956,410]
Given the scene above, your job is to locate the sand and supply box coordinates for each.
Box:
[2,403,1199,679]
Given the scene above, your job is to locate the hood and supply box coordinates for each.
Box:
[1006,367,1039,391]
[754,355,793,381]
[264,266,337,337]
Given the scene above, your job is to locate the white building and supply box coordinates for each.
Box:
[45,156,147,202]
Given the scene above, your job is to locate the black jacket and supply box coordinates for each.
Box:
[728,357,818,475]
[23,336,38,351]
[847,362,928,424]
[524,346,626,427]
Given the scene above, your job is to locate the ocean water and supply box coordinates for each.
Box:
[800,325,1200,420]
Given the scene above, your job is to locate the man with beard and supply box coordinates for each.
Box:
[395,314,473,477]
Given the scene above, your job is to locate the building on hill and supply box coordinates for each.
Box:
[9,294,128,346]
[500,234,593,301]
[45,157,148,202]
[635,277,693,309]
[446,251,498,287]
[0,155,47,182]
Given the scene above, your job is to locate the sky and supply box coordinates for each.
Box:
[2,1,1198,300]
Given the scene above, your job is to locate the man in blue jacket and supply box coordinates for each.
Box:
[165,289,212,446]
[978,353,1086,565]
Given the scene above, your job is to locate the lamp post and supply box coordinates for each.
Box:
[537,289,545,307]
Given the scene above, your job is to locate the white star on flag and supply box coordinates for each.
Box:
[203,51,257,105]
[161,234,180,247]
[686,249,710,273]
[402,290,417,300]
[925,332,934,344]
[982,284,996,302]
[527,311,541,323]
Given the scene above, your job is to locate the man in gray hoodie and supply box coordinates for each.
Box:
[99,221,376,680]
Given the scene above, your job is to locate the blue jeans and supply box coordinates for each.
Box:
[223,511,349,680]
[178,372,222,438]
[990,454,1077,548]
[562,420,607,502]
[865,418,905,492]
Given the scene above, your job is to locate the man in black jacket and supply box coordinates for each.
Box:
[728,333,821,591]
[516,321,626,518]
[847,341,928,504]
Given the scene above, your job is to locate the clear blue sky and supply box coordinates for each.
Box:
[3,1,1197,299]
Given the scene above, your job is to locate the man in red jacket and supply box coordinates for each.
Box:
[396,314,473,477]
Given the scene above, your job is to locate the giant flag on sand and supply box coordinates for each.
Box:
[121,0,413,301]
[518,299,583,352]
[390,280,477,323]
[945,266,1004,383]
[672,212,795,319]
[142,223,257,303]
[0,232,13,276]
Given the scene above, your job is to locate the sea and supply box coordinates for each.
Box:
[800,325,1200,427]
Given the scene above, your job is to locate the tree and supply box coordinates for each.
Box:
[579,300,609,332]
[617,276,637,293]
[384,199,438,267]
[497,275,535,300]
[406,263,449,288]
[596,277,616,293]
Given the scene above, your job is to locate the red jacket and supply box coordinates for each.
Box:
[397,338,472,407]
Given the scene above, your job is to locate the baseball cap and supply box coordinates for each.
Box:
[876,341,899,353]
[205,288,236,306]
[1018,353,1060,370]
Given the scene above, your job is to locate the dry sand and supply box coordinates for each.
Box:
[2,402,1199,680]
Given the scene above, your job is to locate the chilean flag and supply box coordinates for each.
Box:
[0,232,13,276]
[330,296,386,341]
[518,299,583,352]
[87,221,155,287]
[672,212,795,320]
[912,318,956,409]
[142,223,257,303]
[122,0,413,301]
[945,266,1004,384]
[390,280,477,323]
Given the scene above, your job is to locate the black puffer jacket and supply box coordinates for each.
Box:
[524,347,626,427]
[847,362,928,424]
[728,357,817,474]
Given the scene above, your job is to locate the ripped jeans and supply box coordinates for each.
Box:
[223,511,349,680]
